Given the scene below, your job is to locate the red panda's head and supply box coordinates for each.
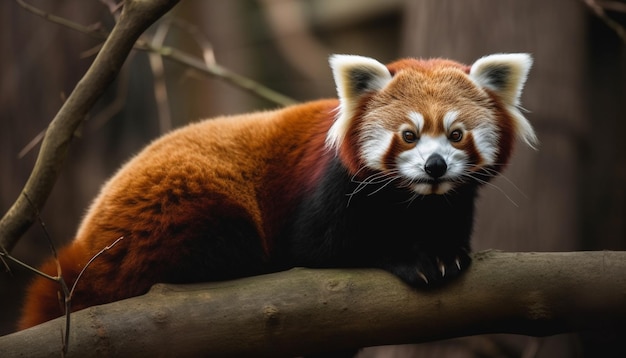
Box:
[327,54,537,195]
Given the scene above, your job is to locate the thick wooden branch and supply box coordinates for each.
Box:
[2,251,625,357]
[0,0,179,252]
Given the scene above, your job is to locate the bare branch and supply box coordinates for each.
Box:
[597,0,626,13]
[15,0,296,106]
[16,0,109,40]
[167,18,217,66]
[149,19,173,133]
[142,43,298,106]
[18,129,46,159]
[0,251,56,282]
[11,0,295,169]
[70,236,124,295]
[584,0,626,44]
[99,0,124,19]
[0,0,180,253]
[2,232,125,355]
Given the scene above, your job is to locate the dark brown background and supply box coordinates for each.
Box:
[1,0,624,356]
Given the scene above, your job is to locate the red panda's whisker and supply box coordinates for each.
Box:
[404,191,425,207]
[350,165,370,182]
[365,175,401,197]
[349,170,399,196]
[346,170,400,207]
[478,167,529,200]
[461,171,519,207]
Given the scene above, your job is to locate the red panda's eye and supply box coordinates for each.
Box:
[402,130,418,143]
[449,129,463,142]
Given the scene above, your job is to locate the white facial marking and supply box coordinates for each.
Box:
[444,110,497,165]
[396,106,473,195]
[360,128,393,170]
[414,135,447,159]
[397,133,469,193]
[360,109,501,196]
[443,111,459,132]
[408,111,424,131]
[472,124,499,164]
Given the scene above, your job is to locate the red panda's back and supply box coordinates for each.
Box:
[18,99,338,330]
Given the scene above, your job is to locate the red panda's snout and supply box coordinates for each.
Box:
[394,126,486,195]
[424,153,447,179]
[422,153,451,194]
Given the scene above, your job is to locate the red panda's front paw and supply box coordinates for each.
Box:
[384,249,471,288]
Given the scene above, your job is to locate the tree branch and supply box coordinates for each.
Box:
[584,0,626,44]
[0,0,180,253]
[2,251,625,357]
[15,0,297,107]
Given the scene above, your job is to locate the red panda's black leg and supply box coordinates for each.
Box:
[286,156,477,288]
[378,246,471,288]
[375,189,476,288]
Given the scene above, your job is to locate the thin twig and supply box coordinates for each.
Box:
[99,0,124,20]
[0,0,180,253]
[70,236,124,295]
[0,251,58,281]
[597,0,626,13]
[584,0,626,45]
[22,193,58,259]
[15,0,109,40]
[15,0,296,106]
[0,251,10,273]
[0,200,125,354]
[12,0,296,158]
[64,235,124,355]
[136,40,298,106]
[167,18,216,65]
[20,193,72,354]
[18,129,46,159]
[149,20,173,133]
[24,193,69,354]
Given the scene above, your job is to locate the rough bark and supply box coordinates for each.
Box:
[1,251,625,357]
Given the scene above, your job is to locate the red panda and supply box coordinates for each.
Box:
[18,53,537,330]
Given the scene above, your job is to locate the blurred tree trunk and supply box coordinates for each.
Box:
[398,0,626,357]
[402,0,586,253]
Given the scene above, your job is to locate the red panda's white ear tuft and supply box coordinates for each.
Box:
[470,53,538,148]
[327,55,392,149]
[469,53,532,107]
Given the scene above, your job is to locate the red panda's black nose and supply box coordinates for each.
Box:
[424,154,447,179]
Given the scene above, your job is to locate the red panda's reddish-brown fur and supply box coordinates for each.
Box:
[18,54,536,330]
[18,99,338,330]
[385,58,520,171]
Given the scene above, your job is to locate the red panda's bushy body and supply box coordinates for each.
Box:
[19,54,537,330]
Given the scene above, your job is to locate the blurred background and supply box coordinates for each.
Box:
[1,0,625,356]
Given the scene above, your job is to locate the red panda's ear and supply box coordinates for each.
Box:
[327,55,392,149]
[470,53,538,148]
[469,53,532,108]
